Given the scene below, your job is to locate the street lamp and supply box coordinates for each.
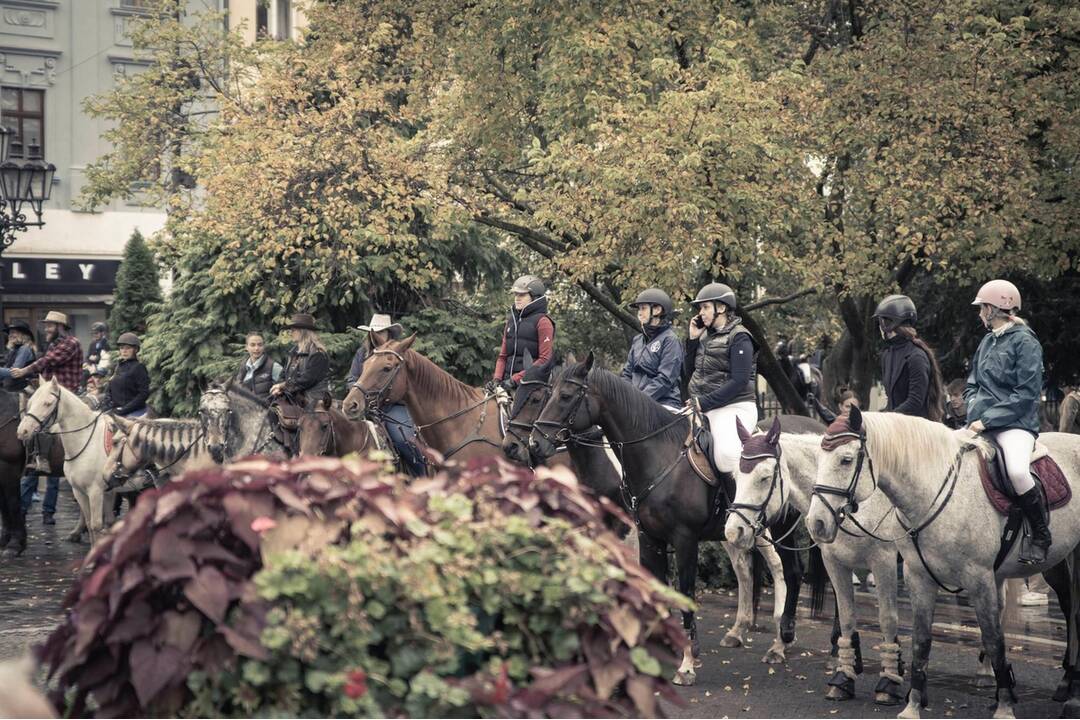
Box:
[0,124,56,326]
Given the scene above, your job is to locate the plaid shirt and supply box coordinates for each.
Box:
[26,334,83,392]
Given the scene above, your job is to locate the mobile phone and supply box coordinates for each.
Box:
[692,316,704,329]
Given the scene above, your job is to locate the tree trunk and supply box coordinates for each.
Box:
[738,311,809,415]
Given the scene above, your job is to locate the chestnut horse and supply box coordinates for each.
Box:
[297,395,387,458]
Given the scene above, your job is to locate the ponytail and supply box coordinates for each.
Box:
[896,325,945,422]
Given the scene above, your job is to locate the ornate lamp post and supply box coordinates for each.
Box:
[0,124,57,325]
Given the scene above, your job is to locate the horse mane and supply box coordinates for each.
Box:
[860,412,990,478]
[403,349,482,404]
[223,381,270,408]
[584,366,688,443]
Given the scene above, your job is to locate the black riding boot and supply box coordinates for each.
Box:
[1017,485,1051,565]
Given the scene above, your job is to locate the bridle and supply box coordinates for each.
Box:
[532,376,592,447]
[356,349,406,410]
[728,448,787,539]
[199,390,234,460]
[505,379,554,463]
[813,426,973,594]
[25,386,104,462]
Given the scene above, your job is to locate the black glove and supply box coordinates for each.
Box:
[501,378,518,393]
[484,380,499,395]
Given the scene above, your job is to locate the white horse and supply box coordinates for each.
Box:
[18,378,115,545]
[725,420,908,705]
[806,406,1080,720]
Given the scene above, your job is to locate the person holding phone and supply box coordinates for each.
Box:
[683,282,759,474]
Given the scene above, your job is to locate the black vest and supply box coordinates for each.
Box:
[501,296,553,381]
[236,356,275,400]
[688,319,757,405]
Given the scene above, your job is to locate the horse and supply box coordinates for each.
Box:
[210,381,287,459]
[806,406,1080,719]
[342,335,525,463]
[502,363,624,508]
[17,379,114,545]
[0,391,29,556]
[297,394,386,457]
[527,352,820,685]
[726,420,914,705]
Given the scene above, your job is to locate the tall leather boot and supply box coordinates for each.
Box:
[1017,485,1051,564]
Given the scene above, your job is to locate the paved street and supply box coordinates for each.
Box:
[0,482,1069,717]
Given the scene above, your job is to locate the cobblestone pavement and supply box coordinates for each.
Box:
[0,482,1069,717]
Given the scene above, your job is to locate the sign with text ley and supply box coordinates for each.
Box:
[2,258,121,295]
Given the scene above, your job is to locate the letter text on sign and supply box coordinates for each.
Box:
[79,264,94,280]
[10,262,24,279]
[45,263,59,280]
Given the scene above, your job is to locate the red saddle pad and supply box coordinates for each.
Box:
[979,454,1071,516]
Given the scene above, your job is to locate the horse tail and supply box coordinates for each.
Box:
[751,548,765,617]
[806,545,829,618]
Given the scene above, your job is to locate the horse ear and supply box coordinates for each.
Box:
[321,393,332,410]
[848,405,863,432]
[397,334,417,353]
[584,351,595,372]
[736,417,752,444]
[766,416,782,445]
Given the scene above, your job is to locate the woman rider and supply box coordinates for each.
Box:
[965,279,1049,564]
[102,333,151,418]
[347,313,426,476]
[872,294,945,420]
[492,275,555,393]
[621,288,683,411]
[271,313,330,410]
[684,282,759,474]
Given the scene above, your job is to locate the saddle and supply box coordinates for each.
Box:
[686,413,735,497]
[273,402,304,431]
[978,437,1070,515]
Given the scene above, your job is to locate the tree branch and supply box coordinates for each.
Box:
[743,287,817,312]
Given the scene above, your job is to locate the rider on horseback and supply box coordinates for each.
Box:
[271,313,331,410]
[235,333,283,402]
[101,333,150,418]
[684,282,759,473]
[622,288,683,411]
[965,279,1050,564]
[492,275,555,393]
[348,314,425,476]
[0,320,36,392]
[873,294,945,420]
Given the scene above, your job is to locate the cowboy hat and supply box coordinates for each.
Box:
[4,319,34,342]
[284,313,318,331]
[356,313,403,334]
[43,311,70,327]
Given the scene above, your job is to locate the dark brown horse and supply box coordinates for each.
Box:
[0,390,63,556]
[297,395,386,458]
[529,353,824,684]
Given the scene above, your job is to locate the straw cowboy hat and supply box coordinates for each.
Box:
[356,313,403,334]
[284,313,319,331]
[43,311,70,327]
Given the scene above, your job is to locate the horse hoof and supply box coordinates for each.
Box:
[897,704,922,720]
[826,684,855,701]
[1053,677,1070,703]
[973,674,996,689]
[761,647,786,664]
[672,669,696,686]
[875,679,904,706]
[1063,698,1080,719]
[991,704,1015,720]
[720,632,744,648]
[65,532,83,544]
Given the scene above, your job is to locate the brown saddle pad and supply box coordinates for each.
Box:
[980,454,1071,516]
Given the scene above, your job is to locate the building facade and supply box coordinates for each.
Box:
[0,0,305,348]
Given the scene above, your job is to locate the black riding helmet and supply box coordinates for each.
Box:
[628,288,674,318]
[873,294,917,333]
[691,282,737,310]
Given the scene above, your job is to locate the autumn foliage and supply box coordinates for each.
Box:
[38,456,690,717]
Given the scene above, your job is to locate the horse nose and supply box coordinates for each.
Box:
[724,521,744,546]
[210,445,225,463]
[811,517,828,540]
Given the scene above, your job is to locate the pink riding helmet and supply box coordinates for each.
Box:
[971,279,1021,311]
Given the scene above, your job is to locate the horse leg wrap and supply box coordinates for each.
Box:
[907,669,930,708]
[994,663,1017,705]
[874,642,905,706]
[827,635,858,700]
[895,636,906,678]
[851,631,864,675]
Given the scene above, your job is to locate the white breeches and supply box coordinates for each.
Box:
[988,428,1035,494]
[705,402,759,473]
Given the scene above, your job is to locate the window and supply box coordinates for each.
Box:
[0,87,45,160]
[120,0,153,8]
[256,3,269,38]
[275,0,291,40]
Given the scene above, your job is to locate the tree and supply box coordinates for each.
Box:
[109,229,163,337]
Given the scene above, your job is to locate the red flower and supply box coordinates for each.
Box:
[344,669,367,699]
[492,664,510,704]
